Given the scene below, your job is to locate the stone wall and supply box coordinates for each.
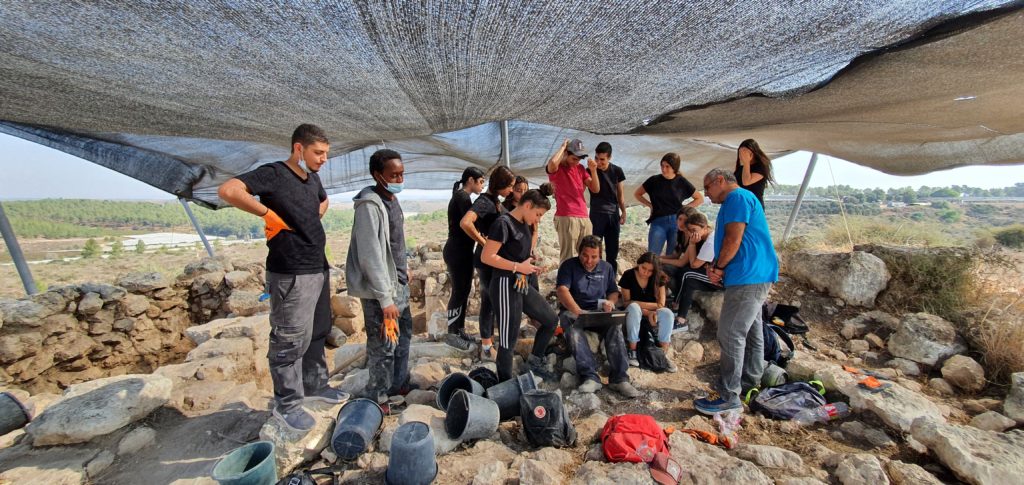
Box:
[0,258,269,394]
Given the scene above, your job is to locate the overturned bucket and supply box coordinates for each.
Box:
[0,392,32,436]
[331,398,384,461]
[385,421,437,485]
[211,441,277,485]
[485,371,536,421]
[468,367,499,390]
[436,373,485,411]
[445,389,500,441]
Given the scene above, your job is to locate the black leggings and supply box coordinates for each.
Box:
[477,264,495,339]
[675,269,722,319]
[491,272,558,382]
[443,243,475,334]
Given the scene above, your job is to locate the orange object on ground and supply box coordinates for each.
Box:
[679,429,736,449]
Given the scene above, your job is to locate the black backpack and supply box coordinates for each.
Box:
[637,320,672,372]
[749,381,826,420]
[520,389,577,447]
[762,321,795,367]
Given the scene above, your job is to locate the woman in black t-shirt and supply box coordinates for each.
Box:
[443,167,485,349]
[459,166,516,360]
[481,184,559,382]
[734,139,775,209]
[502,176,541,292]
[634,153,704,256]
[619,252,676,370]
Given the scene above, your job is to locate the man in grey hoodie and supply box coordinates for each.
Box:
[346,149,414,404]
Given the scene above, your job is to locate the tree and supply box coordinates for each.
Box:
[81,238,100,258]
[110,239,124,258]
[135,240,146,254]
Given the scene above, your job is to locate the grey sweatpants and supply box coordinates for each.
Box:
[714,282,771,405]
[267,270,332,412]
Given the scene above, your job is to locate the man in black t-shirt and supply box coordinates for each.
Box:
[218,124,347,434]
[588,142,627,273]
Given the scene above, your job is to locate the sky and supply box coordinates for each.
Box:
[1,132,1020,201]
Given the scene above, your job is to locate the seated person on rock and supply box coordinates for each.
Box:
[673,211,720,329]
[555,235,641,398]
[659,206,698,295]
[620,251,677,372]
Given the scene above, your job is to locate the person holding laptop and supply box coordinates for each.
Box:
[555,236,640,398]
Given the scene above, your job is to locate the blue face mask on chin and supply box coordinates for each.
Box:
[385,182,404,194]
[298,157,313,174]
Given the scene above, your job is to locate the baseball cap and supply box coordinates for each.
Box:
[649,451,682,485]
[566,139,588,158]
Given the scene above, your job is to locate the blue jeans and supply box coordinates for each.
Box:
[560,311,629,385]
[648,215,678,256]
[625,304,673,345]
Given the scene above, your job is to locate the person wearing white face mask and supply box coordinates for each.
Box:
[218,124,346,434]
[346,149,417,405]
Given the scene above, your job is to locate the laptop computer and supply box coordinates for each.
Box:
[573,311,628,329]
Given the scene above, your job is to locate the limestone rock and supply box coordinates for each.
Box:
[886,358,921,377]
[0,444,97,484]
[409,342,474,360]
[0,331,42,363]
[116,272,169,293]
[668,432,772,484]
[78,292,104,315]
[963,398,1002,415]
[929,378,955,396]
[27,374,172,445]
[333,316,360,336]
[693,291,724,324]
[184,315,269,345]
[969,411,1015,432]
[79,283,127,302]
[783,250,889,307]
[574,411,609,445]
[1005,372,1024,424]
[183,258,225,277]
[117,426,156,455]
[679,340,704,364]
[733,444,804,472]
[864,333,885,349]
[186,337,253,363]
[808,353,948,432]
[223,270,253,288]
[326,326,347,348]
[226,290,269,317]
[885,460,943,485]
[840,320,867,340]
[847,339,870,354]
[398,404,461,454]
[472,460,508,485]
[941,355,986,393]
[566,391,602,415]
[333,344,367,374]
[86,450,116,478]
[911,416,1024,485]
[339,369,370,396]
[122,294,151,316]
[835,454,889,485]
[887,313,967,367]
[519,459,562,485]
[330,293,362,319]
[259,400,345,475]
[409,361,446,389]
[0,298,52,327]
[572,461,652,485]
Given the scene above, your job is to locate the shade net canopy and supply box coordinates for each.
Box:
[0,1,1022,207]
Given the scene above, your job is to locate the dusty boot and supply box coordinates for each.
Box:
[578,379,603,393]
[609,381,641,399]
[627,349,640,368]
[662,346,678,373]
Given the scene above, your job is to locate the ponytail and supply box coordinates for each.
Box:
[454,167,486,195]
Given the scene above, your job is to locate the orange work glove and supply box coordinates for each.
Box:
[383,318,399,351]
[262,209,292,241]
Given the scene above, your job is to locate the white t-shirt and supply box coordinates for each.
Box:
[696,238,715,264]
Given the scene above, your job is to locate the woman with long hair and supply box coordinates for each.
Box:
[482,184,559,382]
[673,211,721,329]
[443,167,485,349]
[459,166,516,358]
[735,139,775,209]
[502,176,541,292]
[619,252,676,371]
[635,153,704,256]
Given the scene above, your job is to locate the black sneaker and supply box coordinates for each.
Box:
[445,331,473,350]
[672,317,689,334]
[272,406,315,433]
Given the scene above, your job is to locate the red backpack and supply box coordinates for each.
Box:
[600,414,669,463]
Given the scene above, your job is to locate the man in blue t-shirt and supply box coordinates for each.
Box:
[694,168,779,415]
[556,236,640,398]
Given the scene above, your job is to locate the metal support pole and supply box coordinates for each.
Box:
[500,120,511,167]
[179,197,215,257]
[0,200,38,295]
[782,152,818,242]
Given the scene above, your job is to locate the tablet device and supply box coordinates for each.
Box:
[573,311,628,329]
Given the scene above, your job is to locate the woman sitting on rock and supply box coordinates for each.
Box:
[619,251,677,371]
[673,211,720,330]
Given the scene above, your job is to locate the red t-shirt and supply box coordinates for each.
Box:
[547,163,590,217]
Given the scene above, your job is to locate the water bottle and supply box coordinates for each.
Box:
[791,402,850,427]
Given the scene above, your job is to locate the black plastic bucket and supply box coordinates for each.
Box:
[484,371,536,421]
[435,373,485,411]
[444,389,500,441]
[0,392,31,436]
[331,398,384,461]
[468,367,499,390]
[385,421,437,485]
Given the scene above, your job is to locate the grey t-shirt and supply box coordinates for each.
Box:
[377,188,409,285]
